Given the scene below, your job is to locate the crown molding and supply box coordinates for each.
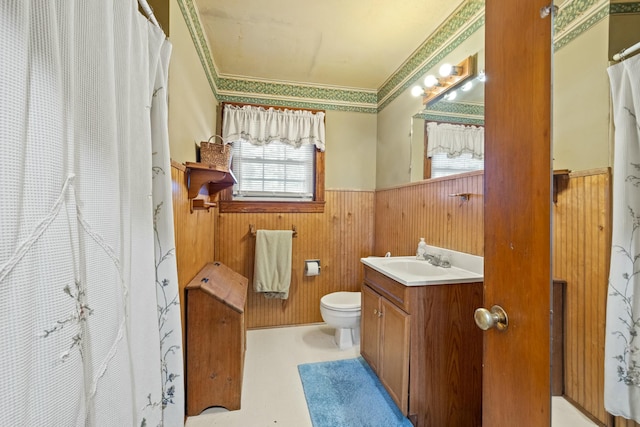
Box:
[179,0,629,114]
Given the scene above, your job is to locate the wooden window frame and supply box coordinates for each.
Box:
[218,102,325,213]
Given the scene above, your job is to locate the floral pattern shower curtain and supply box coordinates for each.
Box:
[0,1,183,425]
[605,53,640,422]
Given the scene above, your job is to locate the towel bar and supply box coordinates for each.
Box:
[448,193,471,201]
[249,224,298,238]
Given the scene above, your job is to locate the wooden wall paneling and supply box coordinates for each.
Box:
[171,161,216,334]
[595,170,612,426]
[447,178,455,249]
[373,172,483,258]
[615,417,640,427]
[564,173,579,404]
[339,190,375,292]
[452,178,461,250]
[576,175,587,408]
[409,185,420,250]
[594,172,609,426]
[586,174,596,416]
[216,190,374,329]
[173,157,617,424]
[374,168,612,424]
[552,168,611,426]
[472,174,480,252]
[173,160,617,424]
[327,191,342,297]
[433,182,444,248]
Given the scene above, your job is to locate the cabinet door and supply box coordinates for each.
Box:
[361,284,381,372]
[379,298,410,415]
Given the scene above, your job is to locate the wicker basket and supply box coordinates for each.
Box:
[200,136,232,171]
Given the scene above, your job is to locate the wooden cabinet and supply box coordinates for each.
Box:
[379,296,410,412]
[361,284,410,412]
[185,262,248,416]
[361,265,483,427]
[361,284,381,371]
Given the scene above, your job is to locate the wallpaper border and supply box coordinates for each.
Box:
[177,0,636,115]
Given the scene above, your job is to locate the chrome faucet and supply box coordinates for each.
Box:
[424,253,451,268]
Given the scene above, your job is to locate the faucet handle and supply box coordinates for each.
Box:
[439,254,451,268]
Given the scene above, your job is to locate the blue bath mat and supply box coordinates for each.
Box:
[298,357,413,427]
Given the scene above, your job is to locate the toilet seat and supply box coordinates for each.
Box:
[320,292,361,311]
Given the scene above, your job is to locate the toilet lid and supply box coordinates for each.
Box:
[320,292,361,310]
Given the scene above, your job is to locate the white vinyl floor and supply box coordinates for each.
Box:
[185,324,597,427]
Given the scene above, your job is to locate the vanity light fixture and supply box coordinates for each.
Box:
[444,90,457,101]
[411,85,425,97]
[438,63,461,77]
[410,54,478,107]
[424,74,440,88]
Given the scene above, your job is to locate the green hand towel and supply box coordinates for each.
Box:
[253,230,293,299]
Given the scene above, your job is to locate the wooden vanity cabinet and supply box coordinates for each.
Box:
[361,283,410,413]
[361,284,382,371]
[361,265,483,427]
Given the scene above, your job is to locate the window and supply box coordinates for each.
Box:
[430,152,484,178]
[218,103,325,213]
[423,121,484,179]
[231,140,315,201]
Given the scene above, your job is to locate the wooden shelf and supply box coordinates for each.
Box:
[185,162,236,212]
[553,169,571,203]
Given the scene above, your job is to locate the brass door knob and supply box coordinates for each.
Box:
[474,305,508,331]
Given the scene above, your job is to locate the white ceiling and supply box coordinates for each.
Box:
[194,0,466,90]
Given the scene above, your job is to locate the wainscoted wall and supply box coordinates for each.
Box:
[172,162,624,426]
[171,161,216,329]
[553,168,613,427]
[215,190,375,329]
[615,415,640,427]
[374,168,616,426]
[374,171,484,257]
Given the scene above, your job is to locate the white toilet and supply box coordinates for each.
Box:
[320,291,362,350]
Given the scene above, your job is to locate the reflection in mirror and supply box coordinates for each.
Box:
[425,122,484,179]
[411,54,479,107]
[412,50,485,180]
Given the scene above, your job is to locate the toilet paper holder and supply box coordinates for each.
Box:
[305,259,321,276]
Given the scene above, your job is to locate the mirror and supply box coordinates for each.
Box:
[405,20,485,182]
[408,44,486,183]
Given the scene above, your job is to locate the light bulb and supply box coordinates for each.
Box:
[424,75,439,88]
[411,85,424,97]
[461,81,473,92]
[446,90,457,101]
[439,63,454,77]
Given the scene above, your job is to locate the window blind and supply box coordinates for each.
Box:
[231,140,315,201]
[430,152,484,178]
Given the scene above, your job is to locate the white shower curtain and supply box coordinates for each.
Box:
[605,53,640,422]
[0,2,184,426]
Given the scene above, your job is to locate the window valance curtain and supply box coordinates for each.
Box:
[426,122,484,160]
[222,104,326,151]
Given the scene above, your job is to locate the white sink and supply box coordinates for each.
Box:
[361,247,483,287]
[378,259,448,277]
